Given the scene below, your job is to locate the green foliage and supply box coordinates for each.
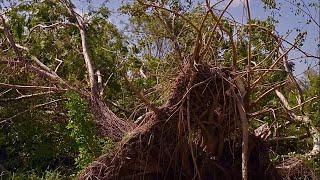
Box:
[8,170,66,180]
[64,91,114,170]
[0,90,114,177]
[261,0,277,9]
[305,156,320,177]
[0,99,77,174]
[304,70,320,126]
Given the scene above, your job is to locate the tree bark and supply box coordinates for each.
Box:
[90,96,134,141]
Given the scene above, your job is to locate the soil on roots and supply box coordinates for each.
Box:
[79,64,279,180]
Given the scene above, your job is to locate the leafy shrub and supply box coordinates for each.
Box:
[8,170,66,180]
[64,92,114,171]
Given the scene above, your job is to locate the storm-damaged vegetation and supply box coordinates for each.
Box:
[0,0,319,179]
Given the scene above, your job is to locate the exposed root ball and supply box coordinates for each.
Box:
[276,157,317,179]
[79,64,278,180]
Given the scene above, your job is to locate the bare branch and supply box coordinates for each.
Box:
[0,60,61,81]
[0,98,64,124]
[0,89,12,97]
[253,81,287,105]
[280,46,305,112]
[124,75,159,113]
[252,46,294,88]
[62,0,98,97]
[203,0,236,70]
[275,89,320,155]
[245,0,252,95]
[0,15,23,58]
[31,56,54,73]
[250,24,320,60]
[248,107,275,118]
[0,82,65,91]
[275,90,293,113]
[269,134,310,142]
[105,99,131,114]
[0,15,64,83]
[0,91,57,102]
[290,96,319,111]
[154,9,184,63]
[28,22,76,34]
[253,32,290,69]
[284,0,320,28]
[137,0,200,33]
[54,58,63,73]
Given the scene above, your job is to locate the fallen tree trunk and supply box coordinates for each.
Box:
[90,97,135,141]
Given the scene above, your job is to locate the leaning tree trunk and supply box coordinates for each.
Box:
[62,1,135,141]
[90,97,134,141]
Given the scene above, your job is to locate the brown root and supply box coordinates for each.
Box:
[275,157,317,180]
[79,64,279,179]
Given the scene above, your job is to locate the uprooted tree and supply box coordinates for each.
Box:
[0,0,319,179]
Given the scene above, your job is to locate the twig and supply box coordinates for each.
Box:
[105,99,131,114]
[269,134,309,142]
[250,24,320,60]
[0,60,61,81]
[284,0,320,28]
[0,83,64,91]
[251,46,294,88]
[0,91,56,102]
[245,0,252,96]
[0,15,64,82]
[54,58,63,73]
[203,0,236,70]
[154,9,184,63]
[252,32,290,69]
[290,96,319,111]
[0,15,23,58]
[275,89,320,155]
[0,98,64,124]
[29,22,75,34]
[137,0,200,33]
[253,81,287,104]
[280,46,305,112]
[248,107,274,117]
[0,89,12,97]
[123,75,159,113]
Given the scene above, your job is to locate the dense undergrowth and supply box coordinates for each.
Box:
[1,92,114,179]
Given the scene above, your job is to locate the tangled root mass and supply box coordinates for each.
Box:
[80,64,282,180]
